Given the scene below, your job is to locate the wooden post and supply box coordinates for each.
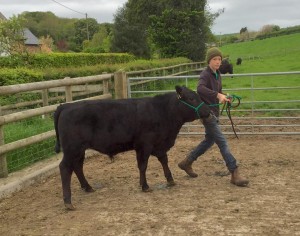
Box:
[103,80,109,94]
[102,72,109,94]
[0,106,8,177]
[63,77,73,102]
[65,86,72,102]
[114,71,128,99]
[41,89,49,119]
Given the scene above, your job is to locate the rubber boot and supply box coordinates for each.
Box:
[230,167,249,187]
[178,156,198,178]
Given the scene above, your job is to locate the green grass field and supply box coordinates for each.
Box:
[219,33,300,115]
[132,33,300,116]
[4,116,56,172]
[220,33,300,73]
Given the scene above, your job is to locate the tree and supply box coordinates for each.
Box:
[259,24,281,35]
[74,18,99,52]
[239,27,250,41]
[83,23,113,53]
[21,11,77,52]
[111,6,150,58]
[240,27,248,35]
[0,15,27,55]
[149,9,207,60]
[273,25,280,32]
[39,35,54,53]
[21,11,102,52]
[56,40,68,52]
[111,0,212,60]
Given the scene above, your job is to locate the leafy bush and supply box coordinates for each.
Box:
[0,68,43,86]
[0,57,191,82]
[0,53,136,68]
[83,46,105,53]
[255,25,300,40]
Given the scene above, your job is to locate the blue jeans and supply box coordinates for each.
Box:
[188,114,238,172]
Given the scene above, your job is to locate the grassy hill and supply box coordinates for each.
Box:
[220,33,300,73]
[212,33,300,116]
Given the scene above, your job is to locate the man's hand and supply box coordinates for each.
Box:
[217,93,230,104]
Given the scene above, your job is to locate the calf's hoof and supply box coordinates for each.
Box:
[142,188,153,192]
[83,185,95,193]
[142,185,152,192]
[64,203,75,210]
[167,180,176,187]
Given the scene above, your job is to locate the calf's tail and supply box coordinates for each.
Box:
[54,105,63,153]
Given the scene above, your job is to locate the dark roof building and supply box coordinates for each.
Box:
[0,12,7,21]
[23,28,40,45]
[0,12,41,53]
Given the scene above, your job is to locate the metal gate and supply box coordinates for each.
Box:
[128,72,300,136]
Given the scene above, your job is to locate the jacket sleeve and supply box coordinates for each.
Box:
[197,73,218,101]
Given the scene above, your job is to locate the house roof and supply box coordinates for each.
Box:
[0,12,40,45]
[23,28,40,45]
[0,12,7,21]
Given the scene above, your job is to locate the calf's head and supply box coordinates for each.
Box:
[175,85,210,121]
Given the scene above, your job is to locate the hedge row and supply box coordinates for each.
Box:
[0,68,43,86]
[0,53,136,68]
[0,57,191,85]
[256,26,300,40]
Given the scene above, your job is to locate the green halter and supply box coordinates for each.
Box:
[178,99,205,118]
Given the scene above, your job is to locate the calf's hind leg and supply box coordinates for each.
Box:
[136,149,151,192]
[73,154,94,193]
[59,159,75,210]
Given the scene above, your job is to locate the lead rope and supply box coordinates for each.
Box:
[208,94,241,139]
[220,95,241,139]
[178,94,241,138]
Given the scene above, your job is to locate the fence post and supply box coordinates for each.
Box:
[42,89,49,107]
[64,77,73,102]
[65,86,72,102]
[103,80,109,94]
[41,89,49,119]
[102,72,109,94]
[0,106,8,177]
[114,71,128,99]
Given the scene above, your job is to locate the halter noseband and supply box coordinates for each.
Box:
[177,95,205,119]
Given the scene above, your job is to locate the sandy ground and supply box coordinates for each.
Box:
[0,135,300,236]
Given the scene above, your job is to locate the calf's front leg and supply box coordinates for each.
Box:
[157,154,175,187]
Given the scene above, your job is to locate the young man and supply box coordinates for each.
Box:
[178,47,249,187]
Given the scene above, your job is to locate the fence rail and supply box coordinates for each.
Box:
[0,73,116,178]
[0,68,299,178]
[0,62,200,177]
[126,62,205,77]
[128,71,300,136]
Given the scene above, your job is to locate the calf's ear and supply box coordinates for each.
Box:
[175,85,187,92]
[175,85,183,99]
[175,85,182,94]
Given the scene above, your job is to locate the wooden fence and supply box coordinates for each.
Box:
[0,72,121,177]
[0,62,203,177]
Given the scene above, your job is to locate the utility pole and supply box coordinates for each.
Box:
[86,13,90,41]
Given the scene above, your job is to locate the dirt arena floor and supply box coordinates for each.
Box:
[0,135,300,236]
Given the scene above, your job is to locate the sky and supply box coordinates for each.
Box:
[1,0,300,34]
